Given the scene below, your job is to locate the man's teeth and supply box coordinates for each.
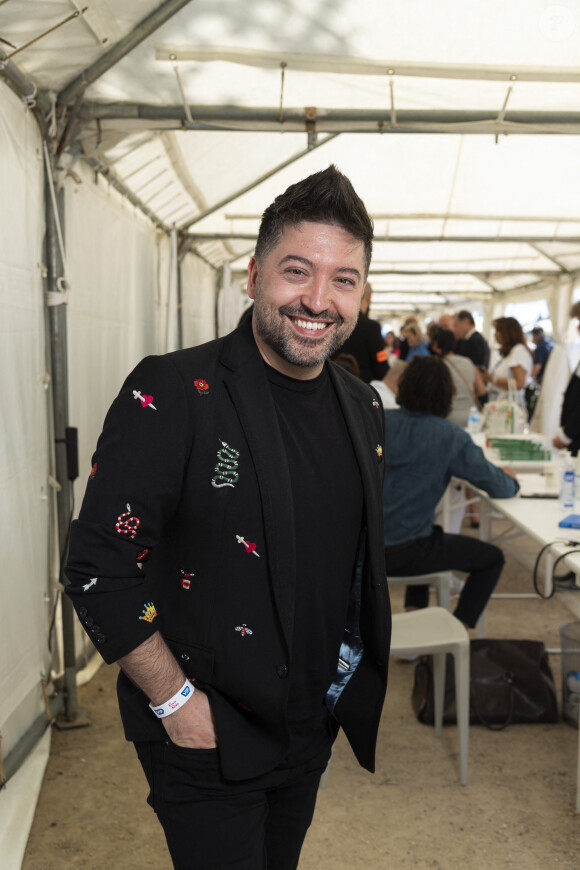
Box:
[294,319,327,331]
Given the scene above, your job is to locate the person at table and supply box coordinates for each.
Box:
[480,316,532,399]
[401,321,429,361]
[553,300,580,457]
[383,356,519,628]
[429,326,487,428]
[370,359,407,410]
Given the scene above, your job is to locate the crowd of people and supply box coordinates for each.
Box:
[337,299,580,628]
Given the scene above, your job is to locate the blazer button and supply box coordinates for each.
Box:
[78,607,87,618]
[96,633,106,644]
[276,664,289,679]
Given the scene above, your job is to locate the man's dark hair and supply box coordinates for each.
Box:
[456,310,475,326]
[531,326,544,337]
[397,356,454,418]
[430,326,456,356]
[255,165,374,276]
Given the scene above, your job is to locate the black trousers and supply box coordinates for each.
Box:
[135,739,331,870]
[385,526,505,627]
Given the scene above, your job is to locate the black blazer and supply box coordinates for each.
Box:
[455,330,490,369]
[66,318,391,779]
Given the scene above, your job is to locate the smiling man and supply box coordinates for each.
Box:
[65,165,391,870]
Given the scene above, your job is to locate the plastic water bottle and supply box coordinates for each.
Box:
[467,406,480,434]
[559,455,576,511]
[565,670,580,726]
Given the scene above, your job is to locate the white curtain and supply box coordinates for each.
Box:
[0,88,51,758]
[180,252,217,348]
[218,262,246,337]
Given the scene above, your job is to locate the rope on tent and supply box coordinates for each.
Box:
[42,140,70,306]
[41,680,54,724]
[279,61,287,123]
[2,6,88,62]
[170,56,193,125]
[0,736,6,786]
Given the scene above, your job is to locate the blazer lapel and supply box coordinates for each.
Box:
[219,324,296,649]
[328,365,384,557]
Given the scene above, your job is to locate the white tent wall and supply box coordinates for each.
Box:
[0,86,53,767]
[180,251,219,348]
[66,162,167,667]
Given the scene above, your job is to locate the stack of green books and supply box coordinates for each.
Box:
[486,438,551,462]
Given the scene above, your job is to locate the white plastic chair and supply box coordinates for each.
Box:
[388,571,452,611]
[391,607,470,785]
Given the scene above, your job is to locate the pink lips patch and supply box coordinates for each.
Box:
[140,395,154,408]
[244,541,257,554]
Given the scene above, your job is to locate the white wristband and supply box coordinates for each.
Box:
[149,679,195,718]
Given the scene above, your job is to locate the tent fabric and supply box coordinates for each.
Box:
[3,2,580,318]
[0,86,52,756]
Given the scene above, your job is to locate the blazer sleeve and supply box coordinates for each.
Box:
[65,354,193,664]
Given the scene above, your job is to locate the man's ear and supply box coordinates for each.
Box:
[247,257,258,300]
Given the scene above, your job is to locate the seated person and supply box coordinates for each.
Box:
[429,326,487,428]
[383,356,519,628]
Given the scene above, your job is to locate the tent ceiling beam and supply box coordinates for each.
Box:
[76,103,580,135]
[57,0,197,109]
[227,212,580,224]
[182,133,339,230]
[0,48,51,120]
[83,155,168,232]
[154,46,580,84]
[529,242,571,273]
[186,232,580,244]
[368,269,561,277]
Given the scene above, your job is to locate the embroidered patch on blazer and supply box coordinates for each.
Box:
[137,548,150,562]
[180,569,195,589]
[372,399,380,408]
[116,503,140,539]
[376,444,383,458]
[212,439,240,488]
[235,624,253,637]
[139,602,157,623]
[194,378,210,396]
[82,577,98,592]
[89,463,97,479]
[132,390,157,410]
[235,535,260,557]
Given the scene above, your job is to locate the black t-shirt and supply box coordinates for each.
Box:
[266,363,363,765]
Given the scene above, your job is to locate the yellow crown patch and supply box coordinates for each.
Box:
[376,445,383,458]
[139,602,157,623]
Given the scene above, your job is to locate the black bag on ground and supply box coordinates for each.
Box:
[411,638,558,730]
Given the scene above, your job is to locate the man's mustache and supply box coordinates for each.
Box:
[278,304,344,325]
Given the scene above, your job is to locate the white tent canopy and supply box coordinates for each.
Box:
[3,0,580,318]
[2,1,580,859]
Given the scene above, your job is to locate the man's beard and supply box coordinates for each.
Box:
[252,282,357,369]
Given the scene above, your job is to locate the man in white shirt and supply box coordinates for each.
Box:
[370,359,407,409]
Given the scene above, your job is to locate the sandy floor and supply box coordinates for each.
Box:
[23,527,580,869]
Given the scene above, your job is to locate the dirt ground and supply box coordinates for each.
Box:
[22,527,580,870]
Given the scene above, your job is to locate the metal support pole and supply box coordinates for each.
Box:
[44,155,78,722]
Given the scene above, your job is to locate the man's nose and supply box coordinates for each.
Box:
[301,276,330,314]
